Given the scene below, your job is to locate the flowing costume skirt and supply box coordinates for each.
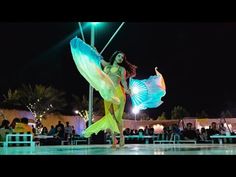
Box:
[83,85,125,138]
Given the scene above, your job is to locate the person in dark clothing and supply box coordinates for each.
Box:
[182,123,197,140]
[207,122,220,143]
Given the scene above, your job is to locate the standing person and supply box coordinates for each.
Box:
[84,51,136,148]
[64,122,73,143]
[70,38,137,148]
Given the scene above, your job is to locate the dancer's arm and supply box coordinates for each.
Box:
[101,59,110,67]
[120,67,131,94]
[92,46,110,67]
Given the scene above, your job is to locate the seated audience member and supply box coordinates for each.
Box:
[182,123,197,140]
[48,125,56,136]
[54,126,64,145]
[207,122,220,138]
[41,127,48,135]
[170,124,181,141]
[200,127,208,141]
[9,118,21,130]
[207,122,220,143]
[14,117,33,134]
[64,122,72,141]
[0,119,12,141]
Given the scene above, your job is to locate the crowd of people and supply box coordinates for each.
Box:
[1,116,234,145]
[0,117,33,141]
[121,121,233,143]
[0,118,76,145]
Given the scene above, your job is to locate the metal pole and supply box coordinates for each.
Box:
[223,117,232,134]
[78,22,86,42]
[100,22,125,55]
[88,25,95,145]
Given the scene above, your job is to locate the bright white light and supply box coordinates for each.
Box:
[74,110,79,114]
[28,123,36,127]
[132,107,140,114]
[224,123,232,131]
[91,22,99,25]
[197,125,202,130]
[139,126,145,130]
[153,124,164,134]
[132,86,139,94]
[154,151,164,155]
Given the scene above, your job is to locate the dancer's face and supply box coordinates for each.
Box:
[115,53,124,64]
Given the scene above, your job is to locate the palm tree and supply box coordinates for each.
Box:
[123,112,132,120]
[171,105,189,128]
[196,110,208,118]
[138,111,150,120]
[2,89,22,108]
[72,94,104,122]
[3,84,67,121]
[158,112,167,120]
[220,110,233,118]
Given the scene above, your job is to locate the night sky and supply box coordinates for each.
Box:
[1,22,236,118]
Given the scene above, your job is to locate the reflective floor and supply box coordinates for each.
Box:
[0,144,236,155]
[1,144,236,155]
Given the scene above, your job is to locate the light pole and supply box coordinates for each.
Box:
[132,107,140,121]
[82,22,125,144]
[88,23,96,144]
[132,107,139,129]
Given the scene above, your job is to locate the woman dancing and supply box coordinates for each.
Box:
[70,37,137,148]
